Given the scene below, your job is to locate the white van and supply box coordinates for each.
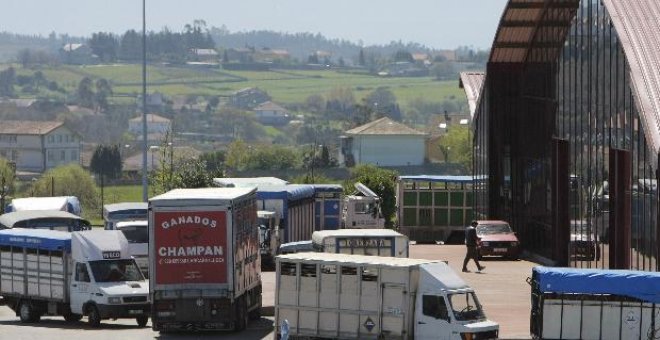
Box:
[114,220,149,277]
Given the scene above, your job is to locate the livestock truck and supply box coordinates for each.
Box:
[311,228,409,257]
[529,266,660,340]
[0,228,150,327]
[149,188,262,332]
[275,252,499,339]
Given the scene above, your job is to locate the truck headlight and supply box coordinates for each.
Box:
[108,297,122,304]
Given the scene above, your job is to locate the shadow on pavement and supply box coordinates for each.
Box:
[155,318,274,339]
[0,317,145,330]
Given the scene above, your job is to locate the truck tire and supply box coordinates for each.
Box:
[64,313,83,322]
[233,298,247,331]
[19,301,39,323]
[87,305,102,328]
[136,315,149,327]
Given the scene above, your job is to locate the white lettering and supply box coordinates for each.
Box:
[158,246,225,257]
[160,214,220,229]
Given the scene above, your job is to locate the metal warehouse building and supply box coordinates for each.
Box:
[468,0,660,270]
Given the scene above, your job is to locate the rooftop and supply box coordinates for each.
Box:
[0,121,64,135]
[345,117,426,136]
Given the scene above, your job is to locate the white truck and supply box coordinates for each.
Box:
[529,266,660,340]
[275,252,499,339]
[342,182,385,229]
[114,220,149,278]
[149,188,262,332]
[0,228,150,327]
[6,196,82,216]
[258,210,280,269]
[311,229,409,257]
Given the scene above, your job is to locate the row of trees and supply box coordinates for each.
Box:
[89,21,214,64]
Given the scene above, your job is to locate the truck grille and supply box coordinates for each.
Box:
[123,296,148,303]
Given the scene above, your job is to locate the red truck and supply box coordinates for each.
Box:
[149,188,261,332]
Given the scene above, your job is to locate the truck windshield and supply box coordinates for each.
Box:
[89,259,144,282]
[448,292,484,321]
[117,226,149,244]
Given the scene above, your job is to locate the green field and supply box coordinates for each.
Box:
[11,63,464,108]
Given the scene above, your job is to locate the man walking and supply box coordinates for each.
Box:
[462,221,485,273]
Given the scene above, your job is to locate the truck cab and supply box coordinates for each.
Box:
[69,230,150,327]
[114,220,149,277]
[414,263,498,339]
[342,183,385,229]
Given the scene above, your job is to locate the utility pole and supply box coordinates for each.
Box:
[141,0,148,202]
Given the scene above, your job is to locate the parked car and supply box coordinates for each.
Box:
[569,220,600,261]
[474,220,520,260]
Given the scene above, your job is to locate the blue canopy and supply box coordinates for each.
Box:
[533,266,660,303]
[312,184,343,193]
[0,228,71,252]
[258,184,315,202]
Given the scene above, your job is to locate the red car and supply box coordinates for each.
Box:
[474,220,520,260]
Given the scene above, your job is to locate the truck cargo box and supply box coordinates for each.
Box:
[530,266,660,340]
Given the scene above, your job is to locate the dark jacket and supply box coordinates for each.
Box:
[465,226,479,246]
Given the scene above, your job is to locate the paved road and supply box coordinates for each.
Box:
[0,244,536,339]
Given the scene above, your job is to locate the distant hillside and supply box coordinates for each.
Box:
[0,32,84,62]
[209,26,433,63]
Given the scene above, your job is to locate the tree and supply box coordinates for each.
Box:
[90,145,122,180]
[358,48,366,66]
[94,78,112,112]
[200,150,225,174]
[345,164,398,227]
[89,32,119,62]
[29,164,99,215]
[393,49,414,63]
[0,67,16,98]
[430,62,457,81]
[438,125,472,172]
[119,30,141,61]
[77,77,95,108]
[365,87,398,120]
[0,157,16,211]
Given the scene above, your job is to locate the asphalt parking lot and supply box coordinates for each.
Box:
[0,244,537,339]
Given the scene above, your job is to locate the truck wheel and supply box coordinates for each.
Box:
[234,298,247,331]
[136,315,149,327]
[87,305,102,328]
[64,313,83,322]
[19,301,38,323]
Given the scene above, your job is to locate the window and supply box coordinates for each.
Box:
[361,267,378,282]
[422,295,449,321]
[75,262,90,282]
[57,135,62,143]
[341,266,357,276]
[70,150,78,161]
[60,150,65,161]
[301,263,317,277]
[280,262,297,276]
[47,150,54,161]
[321,264,336,274]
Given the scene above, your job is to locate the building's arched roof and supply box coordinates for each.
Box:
[488,0,660,157]
[604,0,660,157]
[489,0,579,63]
[459,72,485,119]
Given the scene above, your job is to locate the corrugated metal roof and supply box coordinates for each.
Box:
[459,72,485,119]
[0,121,64,135]
[490,0,579,63]
[345,117,427,136]
[398,175,475,183]
[604,0,660,161]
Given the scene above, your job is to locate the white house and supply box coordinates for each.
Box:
[339,117,428,167]
[0,121,81,173]
[128,114,172,135]
[253,101,290,126]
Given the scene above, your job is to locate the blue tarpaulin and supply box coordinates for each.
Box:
[533,266,660,303]
[0,228,71,252]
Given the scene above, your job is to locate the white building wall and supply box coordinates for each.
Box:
[352,135,426,166]
[44,127,80,170]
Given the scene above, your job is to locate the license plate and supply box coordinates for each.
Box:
[494,248,507,252]
[129,309,142,315]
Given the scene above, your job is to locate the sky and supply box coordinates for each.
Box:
[2,0,508,49]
